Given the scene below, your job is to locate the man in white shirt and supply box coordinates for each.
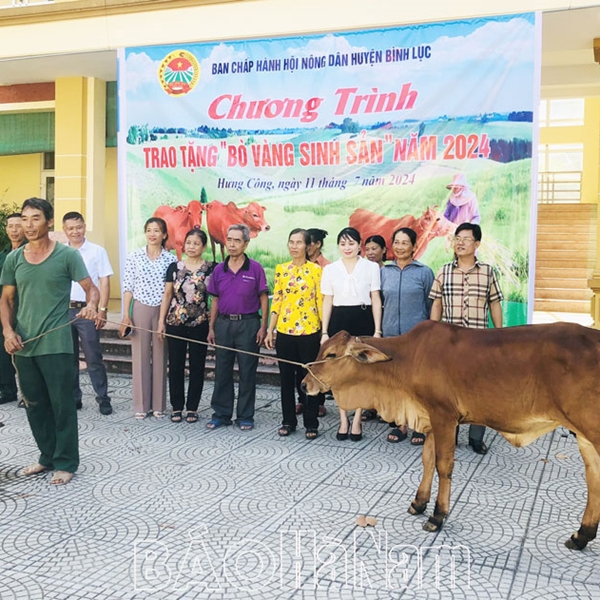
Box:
[63,212,114,415]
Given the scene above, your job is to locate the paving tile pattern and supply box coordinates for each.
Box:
[0,373,598,599]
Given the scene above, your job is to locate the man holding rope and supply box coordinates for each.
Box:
[0,198,99,485]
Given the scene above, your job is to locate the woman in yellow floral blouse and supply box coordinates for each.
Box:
[265,228,324,440]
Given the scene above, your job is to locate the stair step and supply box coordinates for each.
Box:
[534,288,593,300]
[534,277,590,289]
[536,246,595,261]
[85,323,281,385]
[535,241,592,251]
[536,258,595,268]
[535,266,592,278]
[534,298,591,313]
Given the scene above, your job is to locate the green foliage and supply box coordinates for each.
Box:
[200,187,208,204]
[494,208,507,222]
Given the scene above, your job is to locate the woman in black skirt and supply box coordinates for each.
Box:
[320,227,382,441]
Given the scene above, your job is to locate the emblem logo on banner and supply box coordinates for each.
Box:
[158,50,200,96]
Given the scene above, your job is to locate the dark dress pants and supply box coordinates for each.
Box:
[276,331,322,430]
[210,315,260,423]
[70,309,110,404]
[166,321,209,412]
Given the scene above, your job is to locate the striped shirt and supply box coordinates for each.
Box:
[429,260,503,329]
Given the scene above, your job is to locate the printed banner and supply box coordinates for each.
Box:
[118,13,540,325]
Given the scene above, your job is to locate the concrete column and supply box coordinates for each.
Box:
[54,76,106,243]
[587,98,600,329]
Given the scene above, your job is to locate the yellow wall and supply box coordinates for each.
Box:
[0,149,121,304]
[0,154,42,207]
[99,147,120,307]
[539,97,600,204]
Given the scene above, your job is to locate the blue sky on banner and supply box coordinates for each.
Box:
[122,13,535,129]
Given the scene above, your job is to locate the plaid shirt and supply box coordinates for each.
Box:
[429,260,503,329]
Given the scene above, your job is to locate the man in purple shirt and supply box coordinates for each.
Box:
[206,224,269,431]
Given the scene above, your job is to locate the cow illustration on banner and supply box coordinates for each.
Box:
[118,13,539,325]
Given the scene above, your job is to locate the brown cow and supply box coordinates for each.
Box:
[205,200,270,260]
[302,322,600,551]
[349,207,454,259]
[153,200,203,259]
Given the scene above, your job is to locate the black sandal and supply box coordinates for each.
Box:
[410,431,426,446]
[186,412,198,423]
[170,411,183,423]
[361,409,378,422]
[387,428,408,443]
[278,425,296,437]
[305,429,318,440]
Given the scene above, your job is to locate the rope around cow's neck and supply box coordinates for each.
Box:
[9,317,342,393]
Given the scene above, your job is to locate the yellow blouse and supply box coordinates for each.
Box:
[271,260,323,335]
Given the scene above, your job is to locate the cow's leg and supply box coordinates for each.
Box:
[423,423,456,532]
[408,432,435,516]
[565,435,600,550]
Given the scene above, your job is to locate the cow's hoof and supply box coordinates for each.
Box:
[565,535,587,550]
[408,501,427,516]
[423,519,441,533]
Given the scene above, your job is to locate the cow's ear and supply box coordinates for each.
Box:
[346,342,391,364]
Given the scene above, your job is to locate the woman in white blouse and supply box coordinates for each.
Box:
[321,227,382,441]
[120,217,177,419]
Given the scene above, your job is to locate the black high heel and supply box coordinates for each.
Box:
[350,425,363,442]
[336,426,349,441]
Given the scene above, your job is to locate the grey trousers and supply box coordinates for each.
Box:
[210,315,260,423]
[131,302,167,414]
[70,309,110,404]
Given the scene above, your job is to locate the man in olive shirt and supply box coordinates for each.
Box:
[0,213,25,405]
[0,198,99,485]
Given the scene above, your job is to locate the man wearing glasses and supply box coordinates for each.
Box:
[429,222,503,455]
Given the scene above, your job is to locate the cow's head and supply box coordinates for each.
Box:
[302,331,391,408]
[187,200,203,229]
[422,206,454,237]
[243,202,270,234]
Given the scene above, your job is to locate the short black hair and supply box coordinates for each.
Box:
[63,211,85,223]
[22,198,53,221]
[455,222,482,242]
[6,213,21,220]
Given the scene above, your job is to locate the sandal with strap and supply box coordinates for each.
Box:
[387,428,408,443]
[305,429,318,440]
[186,411,198,423]
[361,409,378,422]
[206,417,231,430]
[170,411,183,423]
[278,424,296,437]
[411,431,426,446]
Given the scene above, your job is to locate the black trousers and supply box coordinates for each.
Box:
[276,331,322,430]
[166,321,209,412]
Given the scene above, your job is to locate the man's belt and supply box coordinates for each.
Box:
[69,301,87,309]
[219,312,259,321]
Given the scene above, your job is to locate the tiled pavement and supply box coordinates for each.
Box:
[0,374,598,600]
